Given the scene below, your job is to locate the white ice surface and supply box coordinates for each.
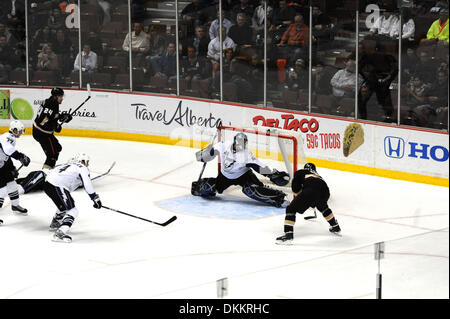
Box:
[0,135,448,299]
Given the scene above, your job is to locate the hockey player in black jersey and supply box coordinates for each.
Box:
[32,88,73,169]
[276,163,341,244]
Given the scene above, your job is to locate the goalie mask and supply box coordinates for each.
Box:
[9,120,25,137]
[233,132,248,152]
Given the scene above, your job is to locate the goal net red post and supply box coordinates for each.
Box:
[218,125,307,183]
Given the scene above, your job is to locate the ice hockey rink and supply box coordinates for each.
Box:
[0,135,448,299]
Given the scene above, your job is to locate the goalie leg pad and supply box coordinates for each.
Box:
[242,184,286,207]
[191,178,217,197]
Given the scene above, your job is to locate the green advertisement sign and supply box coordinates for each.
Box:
[0,90,34,120]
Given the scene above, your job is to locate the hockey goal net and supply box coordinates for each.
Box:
[218,125,307,181]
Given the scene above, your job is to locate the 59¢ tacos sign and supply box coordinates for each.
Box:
[252,114,364,157]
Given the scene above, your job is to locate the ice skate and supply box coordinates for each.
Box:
[275,232,294,245]
[49,215,64,232]
[329,224,342,236]
[12,205,28,215]
[52,229,72,243]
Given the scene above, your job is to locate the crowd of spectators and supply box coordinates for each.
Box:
[0,0,448,130]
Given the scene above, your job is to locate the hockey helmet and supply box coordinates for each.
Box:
[304,162,317,173]
[233,132,248,152]
[73,153,90,166]
[51,87,64,97]
[9,120,25,137]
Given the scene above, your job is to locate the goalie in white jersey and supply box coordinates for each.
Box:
[192,132,290,207]
[43,153,102,242]
[0,120,31,224]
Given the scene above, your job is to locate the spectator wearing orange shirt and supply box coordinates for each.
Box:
[277,14,309,63]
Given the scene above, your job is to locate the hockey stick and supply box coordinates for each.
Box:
[102,205,177,226]
[304,208,317,220]
[64,84,92,121]
[197,124,221,182]
[92,161,116,181]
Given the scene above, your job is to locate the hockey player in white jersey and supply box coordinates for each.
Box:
[0,120,31,224]
[191,132,290,207]
[43,153,102,242]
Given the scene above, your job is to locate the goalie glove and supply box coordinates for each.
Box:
[195,144,217,162]
[268,169,290,186]
[90,193,102,209]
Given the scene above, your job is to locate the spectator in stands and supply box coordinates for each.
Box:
[181,0,207,36]
[358,48,398,121]
[153,42,177,86]
[0,22,14,45]
[181,45,210,89]
[271,0,296,32]
[73,44,98,82]
[51,29,73,76]
[31,26,55,55]
[47,7,64,31]
[252,0,273,32]
[229,57,254,103]
[232,0,255,23]
[182,25,209,58]
[86,31,103,57]
[367,7,398,40]
[284,58,308,91]
[146,25,167,57]
[389,7,415,43]
[425,8,449,44]
[207,27,236,62]
[312,62,332,95]
[401,47,419,82]
[248,54,264,100]
[311,4,333,50]
[405,73,430,108]
[426,69,449,110]
[330,57,363,100]
[209,9,233,40]
[413,49,440,85]
[0,0,25,27]
[36,43,58,71]
[122,22,149,54]
[228,13,254,51]
[0,35,19,71]
[277,14,309,63]
[211,47,235,91]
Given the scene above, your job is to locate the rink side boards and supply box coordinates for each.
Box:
[0,87,448,187]
[0,127,447,187]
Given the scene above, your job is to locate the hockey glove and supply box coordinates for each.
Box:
[268,169,290,186]
[90,193,102,209]
[59,111,73,124]
[19,153,31,167]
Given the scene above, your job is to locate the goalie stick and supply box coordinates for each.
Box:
[197,124,221,182]
[102,205,177,226]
